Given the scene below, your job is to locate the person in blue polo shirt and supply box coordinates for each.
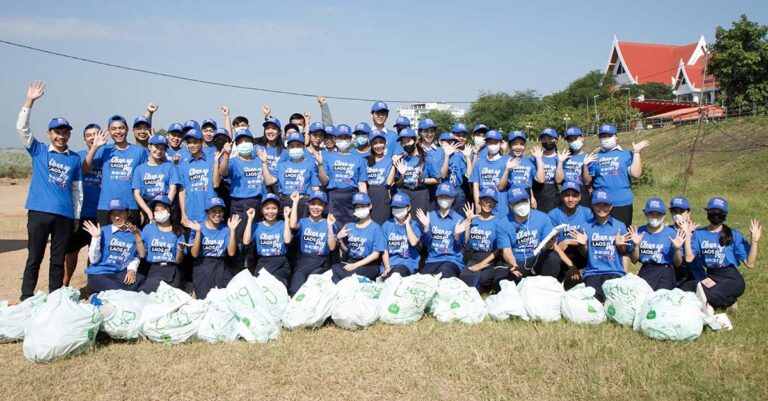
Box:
[381,192,422,279]
[261,132,322,220]
[165,122,185,164]
[332,192,386,283]
[132,134,180,226]
[459,187,502,292]
[177,129,222,224]
[393,128,440,219]
[548,181,594,277]
[627,198,686,291]
[416,183,469,279]
[555,127,590,207]
[244,193,295,287]
[288,191,338,295]
[184,197,240,299]
[531,128,561,212]
[139,195,186,292]
[82,199,146,293]
[681,197,761,307]
[83,113,148,226]
[570,189,633,302]
[582,123,649,226]
[370,101,402,156]
[15,80,84,301]
[437,132,467,217]
[322,124,368,228]
[366,130,396,225]
[470,129,510,216]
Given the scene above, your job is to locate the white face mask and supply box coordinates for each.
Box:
[600,136,617,151]
[288,148,304,159]
[437,199,453,209]
[474,137,485,147]
[238,142,254,155]
[154,210,170,223]
[647,217,664,228]
[336,139,351,151]
[392,207,408,219]
[673,214,687,226]
[353,207,370,219]
[569,139,583,152]
[487,144,500,155]
[512,202,530,217]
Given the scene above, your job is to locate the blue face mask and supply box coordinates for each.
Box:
[288,148,304,160]
[238,142,254,155]
[569,139,583,152]
[355,136,369,147]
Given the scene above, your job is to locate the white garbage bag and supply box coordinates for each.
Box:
[197,288,240,343]
[634,289,704,341]
[379,273,440,325]
[141,282,205,344]
[23,287,103,363]
[560,284,606,325]
[230,301,280,343]
[430,277,487,324]
[223,270,282,341]
[331,275,383,330]
[517,276,564,322]
[254,270,290,325]
[484,280,528,321]
[0,292,47,343]
[95,290,152,340]
[282,271,339,330]
[602,273,653,326]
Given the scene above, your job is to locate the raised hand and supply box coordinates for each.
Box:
[751,219,762,243]
[256,147,268,163]
[290,191,301,203]
[463,203,476,220]
[615,229,631,247]
[531,145,543,159]
[93,128,109,148]
[146,102,159,113]
[304,112,311,122]
[557,148,571,163]
[317,96,327,105]
[228,214,242,230]
[327,213,336,228]
[311,149,323,164]
[125,222,141,235]
[627,225,643,246]
[441,142,457,157]
[454,218,471,235]
[183,219,201,232]
[393,159,407,175]
[505,156,520,170]
[220,106,229,116]
[583,149,599,165]
[246,208,256,221]
[415,208,430,228]
[632,140,649,153]
[26,80,45,101]
[283,206,292,220]
[262,105,271,118]
[337,226,349,240]
[670,229,686,249]
[82,220,101,237]
[569,229,587,246]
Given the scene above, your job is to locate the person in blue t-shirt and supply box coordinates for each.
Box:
[83,114,148,226]
[184,198,239,299]
[366,130,396,225]
[496,186,563,289]
[288,191,338,295]
[548,182,594,277]
[244,193,295,287]
[322,124,368,229]
[370,101,402,156]
[555,127,590,207]
[416,118,444,210]
[256,117,285,176]
[680,197,761,308]
[437,132,467,217]
[392,128,440,220]
[393,116,411,134]
[139,195,186,292]
[470,130,511,216]
[466,124,490,181]
[667,196,695,285]
[332,192,386,283]
[165,123,185,165]
[352,122,372,158]
[381,192,422,280]
[459,187,502,292]
[177,129,223,225]
[570,190,633,302]
[530,128,561,212]
[82,199,146,294]
[582,123,649,227]
[499,130,539,208]
[132,115,152,153]
[416,183,470,279]
[15,81,84,301]
[627,198,686,291]
[132,134,180,226]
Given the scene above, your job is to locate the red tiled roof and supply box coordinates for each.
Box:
[680,53,717,89]
[617,41,699,84]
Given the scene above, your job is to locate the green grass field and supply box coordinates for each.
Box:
[0,149,32,179]
[1,117,767,401]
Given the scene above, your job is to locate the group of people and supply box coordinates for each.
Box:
[16,80,762,308]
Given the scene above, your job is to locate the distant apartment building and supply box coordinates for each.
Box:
[397,102,466,122]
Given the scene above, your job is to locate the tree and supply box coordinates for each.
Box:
[624,83,675,101]
[421,109,457,133]
[549,70,615,109]
[462,90,542,131]
[709,14,768,108]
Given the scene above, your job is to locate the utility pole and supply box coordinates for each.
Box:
[682,54,709,194]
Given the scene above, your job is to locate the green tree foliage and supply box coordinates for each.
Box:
[624,83,675,101]
[549,70,615,109]
[421,109,457,133]
[462,90,541,131]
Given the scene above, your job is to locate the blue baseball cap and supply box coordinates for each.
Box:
[333,124,353,137]
[599,124,617,135]
[508,130,527,142]
[148,195,172,209]
[451,123,468,134]
[354,122,371,134]
[82,123,101,133]
[669,196,691,210]
[262,117,282,130]
[394,116,411,127]
[108,115,127,127]
[539,128,558,139]
[704,197,729,213]
[560,181,581,194]
[201,119,217,129]
[592,189,612,205]
[371,101,389,112]
[479,187,498,202]
[262,193,280,207]
[439,132,457,142]
[391,192,410,207]
[133,116,151,128]
[507,187,529,204]
[309,122,327,133]
[565,127,583,138]
[205,197,226,211]
[370,130,387,142]
[352,192,371,205]
[308,191,328,203]
[48,117,72,131]
[485,130,503,141]
[149,134,168,146]
[398,128,417,140]
[324,124,335,135]
[436,182,457,197]
[418,118,437,130]
[167,123,184,133]
[643,197,666,214]
[183,119,200,132]
[472,124,489,133]
[234,128,254,141]
[183,129,203,141]
[286,133,304,144]
[107,198,129,212]
[213,128,230,139]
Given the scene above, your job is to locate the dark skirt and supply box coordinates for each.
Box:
[255,255,291,288]
[193,257,233,300]
[139,262,182,293]
[368,184,391,225]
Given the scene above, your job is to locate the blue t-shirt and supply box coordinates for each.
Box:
[276,158,320,196]
[637,225,678,265]
[78,149,101,218]
[191,224,230,258]
[131,161,180,200]
[470,154,510,215]
[381,218,421,273]
[85,226,137,275]
[25,139,83,219]
[507,156,537,189]
[397,154,440,188]
[93,143,148,210]
[690,227,750,274]
[177,154,216,223]
[228,156,266,199]
[322,152,367,190]
[548,206,595,244]
[582,217,631,278]
[382,128,402,156]
[496,209,554,261]
[468,216,498,253]
[141,224,183,263]
[297,217,338,256]
[588,147,634,207]
[165,146,184,161]
[539,154,558,185]
[252,220,288,257]
[259,145,282,173]
[424,210,465,268]
[446,152,468,188]
[366,155,393,186]
[353,148,371,158]
[343,221,386,260]
[562,153,587,185]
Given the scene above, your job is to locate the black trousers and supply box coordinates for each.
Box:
[491,249,562,291]
[21,211,72,300]
[610,204,633,227]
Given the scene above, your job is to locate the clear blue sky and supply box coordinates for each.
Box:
[0,0,765,149]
